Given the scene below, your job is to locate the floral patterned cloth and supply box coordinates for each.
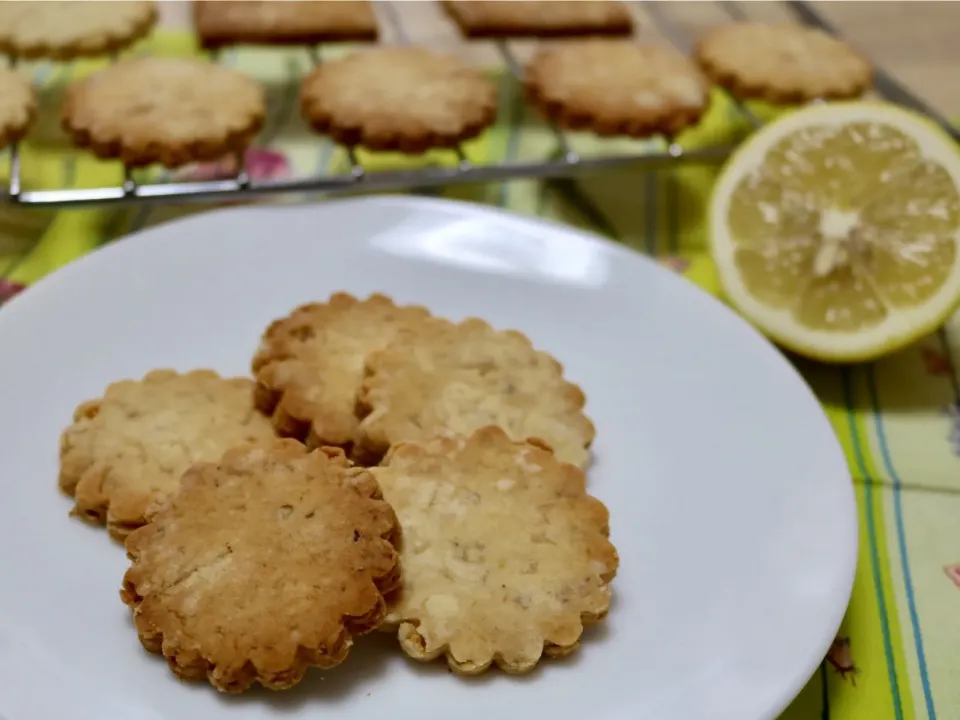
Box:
[1,31,957,720]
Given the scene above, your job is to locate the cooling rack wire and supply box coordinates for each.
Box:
[1,0,956,209]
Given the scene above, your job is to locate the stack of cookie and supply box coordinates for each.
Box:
[59,292,619,692]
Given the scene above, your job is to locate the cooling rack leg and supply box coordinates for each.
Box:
[235,149,250,189]
[122,167,137,196]
[380,1,411,46]
[346,147,365,180]
[726,94,764,130]
[494,40,642,248]
[716,1,748,21]
[494,40,626,244]
[644,173,660,256]
[7,143,21,200]
[494,40,579,164]
[454,145,472,171]
[4,54,21,200]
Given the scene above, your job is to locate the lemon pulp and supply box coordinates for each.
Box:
[710,103,960,361]
[729,120,959,331]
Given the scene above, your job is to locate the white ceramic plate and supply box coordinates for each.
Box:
[0,196,856,720]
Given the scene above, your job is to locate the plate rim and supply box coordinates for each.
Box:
[0,195,858,720]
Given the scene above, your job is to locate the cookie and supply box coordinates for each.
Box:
[252,293,435,458]
[0,68,36,150]
[300,47,497,153]
[443,0,633,38]
[195,1,378,49]
[356,317,594,467]
[59,369,276,541]
[0,1,157,61]
[694,22,872,103]
[525,40,710,137]
[373,426,618,674]
[121,440,400,693]
[61,57,266,168]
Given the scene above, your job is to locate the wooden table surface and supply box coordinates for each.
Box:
[161,1,960,116]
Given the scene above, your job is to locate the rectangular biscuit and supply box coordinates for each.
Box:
[443,0,633,39]
[194,1,379,49]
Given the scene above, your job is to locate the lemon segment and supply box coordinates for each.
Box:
[710,102,960,362]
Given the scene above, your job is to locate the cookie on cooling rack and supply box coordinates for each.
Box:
[122,441,400,692]
[59,370,277,541]
[526,40,710,138]
[252,293,436,458]
[356,316,595,467]
[373,426,618,675]
[0,68,36,150]
[694,22,872,103]
[443,0,633,38]
[195,0,379,49]
[61,57,265,168]
[300,47,497,153]
[0,1,156,61]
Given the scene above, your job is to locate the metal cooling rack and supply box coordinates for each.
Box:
[0,0,955,209]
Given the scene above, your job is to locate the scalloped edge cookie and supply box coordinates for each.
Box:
[0,1,157,60]
[374,426,618,675]
[121,440,400,693]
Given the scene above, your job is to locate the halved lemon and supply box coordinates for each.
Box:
[710,102,960,363]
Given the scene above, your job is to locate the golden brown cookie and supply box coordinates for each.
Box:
[694,22,872,103]
[357,317,595,467]
[59,369,276,541]
[252,293,435,458]
[300,47,497,153]
[443,0,633,38]
[61,57,266,168]
[0,1,157,60]
[525,40,710,137]
[194,0,379,49]
[0,68,36,149]
[121,440,400,693]
[373,426,618,675]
